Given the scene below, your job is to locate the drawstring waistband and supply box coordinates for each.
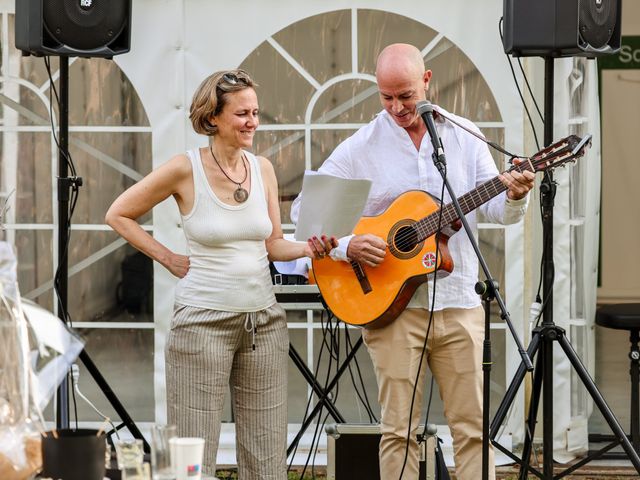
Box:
[244,312,257,350]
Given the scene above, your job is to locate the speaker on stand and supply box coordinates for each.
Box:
[489,1,640,478]
[502,0,621,58]
[16,0,131,58]
[13,0,146,451]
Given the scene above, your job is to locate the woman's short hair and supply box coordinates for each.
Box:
[189,69,256,136]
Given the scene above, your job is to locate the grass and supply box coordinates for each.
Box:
[213,465,638,479]
[215,469,326,479]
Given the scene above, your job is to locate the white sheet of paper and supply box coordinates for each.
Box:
[294,171,372,241]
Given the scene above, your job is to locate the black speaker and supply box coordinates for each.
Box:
[15,0,131,58]
[503,0,622,57]
[326,424,435,480]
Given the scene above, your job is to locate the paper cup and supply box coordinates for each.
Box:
[169,437,205,480]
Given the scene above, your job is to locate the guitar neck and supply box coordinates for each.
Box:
[414,162,530,241]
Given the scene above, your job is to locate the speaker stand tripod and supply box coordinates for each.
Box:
[53,56,149,451]
[489,57,640,478]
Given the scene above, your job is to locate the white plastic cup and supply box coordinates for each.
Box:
[169,437,205,480]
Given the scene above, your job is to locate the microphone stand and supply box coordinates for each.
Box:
[476,278,499,480]
[424,114,533,480]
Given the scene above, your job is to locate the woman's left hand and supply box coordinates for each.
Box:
[306,234,338,259]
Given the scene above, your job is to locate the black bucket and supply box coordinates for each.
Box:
[41,429,106,480]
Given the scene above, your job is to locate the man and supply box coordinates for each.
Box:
[292,43,534,479]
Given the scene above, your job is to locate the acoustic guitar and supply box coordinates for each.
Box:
[311,134,592,329]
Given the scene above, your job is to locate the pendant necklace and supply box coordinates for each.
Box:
[210,146,249,203]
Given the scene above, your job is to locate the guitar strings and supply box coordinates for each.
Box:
[390,167,519,250]
[388,140,574,252]
[390,146,574,250]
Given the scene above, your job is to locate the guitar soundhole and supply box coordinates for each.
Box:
[393,225,419,253]
[389,220,423,260]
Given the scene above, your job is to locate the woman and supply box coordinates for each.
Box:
[106,69,335,479]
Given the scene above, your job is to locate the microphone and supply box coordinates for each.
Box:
[416,100,445,165]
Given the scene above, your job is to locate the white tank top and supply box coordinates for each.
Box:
[174,148,276,311]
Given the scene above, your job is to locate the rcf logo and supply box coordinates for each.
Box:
[80,0,92,7]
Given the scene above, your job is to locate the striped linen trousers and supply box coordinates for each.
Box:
[165,302,289,479]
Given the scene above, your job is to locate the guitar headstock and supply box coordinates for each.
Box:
[528,134,592,173]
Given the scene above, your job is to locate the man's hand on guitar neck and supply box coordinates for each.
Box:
[500,158,536,201]
[347,234,388,267]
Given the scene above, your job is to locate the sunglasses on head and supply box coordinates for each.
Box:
[217,72,249,90]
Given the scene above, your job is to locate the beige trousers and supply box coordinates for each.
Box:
[166,303,289,479]
[362,306,495,480]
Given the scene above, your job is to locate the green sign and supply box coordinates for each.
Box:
[599,36,640,70]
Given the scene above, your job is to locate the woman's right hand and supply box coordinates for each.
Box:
[165,253,190,278]
[306,235,338,259]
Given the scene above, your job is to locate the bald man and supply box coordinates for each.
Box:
[292,43,534,480]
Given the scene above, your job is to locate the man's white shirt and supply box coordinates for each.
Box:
[291,107,527,311]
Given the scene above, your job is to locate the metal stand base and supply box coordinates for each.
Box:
[490,324,640,478]
[588,329,640,459]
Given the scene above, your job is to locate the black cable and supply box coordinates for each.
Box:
[517,58,545,124]
[498,17,541,151]
[320,307,339,362]
[497,17,553,470]
[70,377,78,430]
[44,57,79,326]
[45,56,81,429]
[533,194,555,329]
[300,312,338,479]
[398,172,447,480]
[301,382,325,479]
[44,57,76,175]
[424,375,435,432]
[496,18,548,467]
[308,409,332,480]
[289,309,341,476]
[299,311,381,477]
[521,369,542,467]
[287,310,329,473]
[345,327,373,423]
[343,335,374,422]
[329,311,340,411]
[344,324,377,422]
[391,20,558,475]
[295,310,378,479]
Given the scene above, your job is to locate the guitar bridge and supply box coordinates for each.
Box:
[351,260,372,294]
